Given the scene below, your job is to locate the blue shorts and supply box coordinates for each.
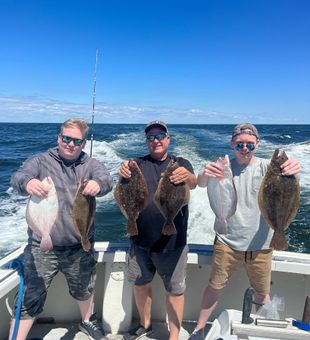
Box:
[127,243,188,295]
[15,244,97,319]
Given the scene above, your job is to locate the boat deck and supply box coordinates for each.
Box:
[26,320,210,339]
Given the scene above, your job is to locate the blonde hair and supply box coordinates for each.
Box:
[60,118,89,138]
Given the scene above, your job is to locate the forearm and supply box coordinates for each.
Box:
[94,174,113,196]
[90,160,113,196]
[186,172,197,190]
[197,173,208,188]
[10,157,41,195]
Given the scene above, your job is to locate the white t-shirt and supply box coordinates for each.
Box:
[217,157,273,251]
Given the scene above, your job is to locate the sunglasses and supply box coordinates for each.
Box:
[234,142,255,152]
[61,135,85,146]
[146,133,167,142]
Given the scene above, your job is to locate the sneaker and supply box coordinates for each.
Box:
[188,328,204,340]
[79,313,107,340]
[122,324,153,340]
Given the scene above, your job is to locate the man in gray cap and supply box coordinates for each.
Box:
[189,123,301,339]
[118,120,197,340]
[231,123,260,139]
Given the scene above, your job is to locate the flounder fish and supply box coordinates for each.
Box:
[72,178,96,251]
[26,176,58,251]
[114,160,148,236]
[258,149,300,250]
[207,155,237,234]
[155,160,190,235]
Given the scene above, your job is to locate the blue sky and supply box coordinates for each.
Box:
[0,0,309,124]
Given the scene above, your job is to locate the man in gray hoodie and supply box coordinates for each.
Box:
[9,118,113,340]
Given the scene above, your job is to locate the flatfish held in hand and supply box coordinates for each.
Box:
[155,160,190,235]
[72,178,96,252]
[26,176,58,251]
[114,160,148,236]
[207,155,237,234]
[258,149,300,250]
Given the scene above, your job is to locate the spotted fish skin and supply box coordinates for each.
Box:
[258,149,300,250]
[72,178,96,252]
[207,155,237,234]
[155,160,190,235]
[114,160,148,236]
[26,176,58,251]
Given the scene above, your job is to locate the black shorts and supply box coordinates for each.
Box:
[127,243,188,295]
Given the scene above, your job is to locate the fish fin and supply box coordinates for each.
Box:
[87,197,96,230]
[269,231,288,250]
[127,220,138,236]
[114,186,129,218]
[119,205,129,219]
[142,195,149,211]
[25,203,36,229]
[79,177,88,192]
[142,184,149,210]
[161,221,177,236]
[154,190,167,218]
[82,239,91,252]
[40,235,53,252]
[114,186,120,202]
[214,218,227,234]
[184,187,190,205]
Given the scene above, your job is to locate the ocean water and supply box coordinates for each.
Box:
[0,123,309,259]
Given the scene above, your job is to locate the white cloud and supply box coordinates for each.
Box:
[0,95,304,124]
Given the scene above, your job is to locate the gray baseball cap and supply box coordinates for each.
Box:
[145,120,168,134]
[231,123,260,140]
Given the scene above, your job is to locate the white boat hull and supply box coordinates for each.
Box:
[1,242,310,339]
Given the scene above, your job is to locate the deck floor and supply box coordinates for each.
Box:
[27,321,210,340]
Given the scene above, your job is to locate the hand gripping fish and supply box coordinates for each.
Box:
[114,160,148,236]
[258,149,300,250]
[207,155,237,234]
[72,178,96,251]
[26,176,59,251]
[155,160,190,235]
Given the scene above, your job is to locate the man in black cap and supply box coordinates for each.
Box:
[188,123,301,339]
[118,120,197,340]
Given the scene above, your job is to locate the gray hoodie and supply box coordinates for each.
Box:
[11,147,113,247]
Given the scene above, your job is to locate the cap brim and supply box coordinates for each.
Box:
[145,124,167,133]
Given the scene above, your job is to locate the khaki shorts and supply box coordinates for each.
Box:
[209,240,272,295]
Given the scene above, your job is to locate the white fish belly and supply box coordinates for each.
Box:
[26,177,58,238]
[207,176,237,234]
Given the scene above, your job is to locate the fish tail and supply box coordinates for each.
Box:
[161,221,177,236]
[214,218,228,234]
[82,239,91,252]
[269,231,288,250]
[127,220,139,236]
[40,235,53,252]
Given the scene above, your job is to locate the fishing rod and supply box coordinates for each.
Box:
[90,49,99,158]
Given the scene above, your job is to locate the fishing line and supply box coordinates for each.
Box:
[89,49,100,262]
[89,49,99,158]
